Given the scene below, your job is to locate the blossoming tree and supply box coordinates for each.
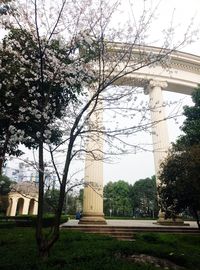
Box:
[0,0,196,257]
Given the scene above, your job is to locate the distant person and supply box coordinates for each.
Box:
[75,211,81,220]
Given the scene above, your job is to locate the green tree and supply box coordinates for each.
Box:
[130,176,157,218]
[0,28,82,174]
[0,26,88,256]
[44,189,80,215]
[159,87,200,228]
[159,145,200,228]
[66,193,81,215]
[104,180,132,216]
[0,175,12,196]
[0,175,12,214]
[44,189,60,214]
[78,189,84,209]
[176,86,200,148]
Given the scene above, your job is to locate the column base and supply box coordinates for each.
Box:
[79,212,107,225]
[155,212,189,226]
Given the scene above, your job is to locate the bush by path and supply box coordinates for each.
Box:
[0,214,68,228]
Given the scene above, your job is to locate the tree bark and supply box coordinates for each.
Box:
[0,130,10,176]
[36,140,45,257]
[193,208,200,230]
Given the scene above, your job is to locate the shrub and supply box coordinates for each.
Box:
[0,214,68,227]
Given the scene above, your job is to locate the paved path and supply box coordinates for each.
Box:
[61,219,198,228]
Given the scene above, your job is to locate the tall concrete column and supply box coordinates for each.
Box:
[33,198,38,215]
[146,80,170,180]
[22,198,30,215]
[145,80,170,222]
[145,80,185,225]
[6,198,12,216]
[79,97,106,224]
[9,197,18,216]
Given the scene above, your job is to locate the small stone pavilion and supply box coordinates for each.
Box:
[6,181,38,216]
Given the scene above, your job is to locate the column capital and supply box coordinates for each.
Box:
[144,80,168,94]
[149,80,168,89]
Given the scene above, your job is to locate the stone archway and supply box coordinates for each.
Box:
[28,199,35,215]
[16,198,24,215]
[6,181,38,216]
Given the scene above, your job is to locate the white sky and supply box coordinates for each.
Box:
[104,92,193,184]
[4,0,200,186]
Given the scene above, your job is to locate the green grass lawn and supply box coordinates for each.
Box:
[0,228,200,270]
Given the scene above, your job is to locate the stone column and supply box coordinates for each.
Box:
[146,80,185,225]
[33,198,38,215]
[6,197,12,216]
[79,97,106,224]
[146,80,169,179]
[146,80,169,222]
[22,198,30,215]
[9,197,18,216]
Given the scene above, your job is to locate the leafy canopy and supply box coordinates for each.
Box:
[159,87,200,226]
[0,27,94,170]
[175,86,200,148]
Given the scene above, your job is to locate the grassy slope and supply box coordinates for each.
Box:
[0,228,200,270]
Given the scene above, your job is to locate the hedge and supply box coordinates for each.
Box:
[0,215,68,227]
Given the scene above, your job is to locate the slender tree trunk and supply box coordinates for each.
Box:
[36,139,55,258]
[0,158,4,176]
[36,140,46,257]
[35,137,75,259]
[36,140,59,258]
[48,139,75,250]
[0,130,10,176]
[193,208,200,230]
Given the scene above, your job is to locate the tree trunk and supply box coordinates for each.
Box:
[36,138,72,258]
[36,140,46,257]
[193,208,200,229]
[0,159,3,176]
[38,243,50,260]
[0,130,10,175]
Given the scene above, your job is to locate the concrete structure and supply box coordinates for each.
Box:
[80,44,200,224]
[63,219,199,228]
[6,181,38,216]
[79,92,106,224]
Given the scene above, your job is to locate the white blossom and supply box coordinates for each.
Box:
[19,107,26,113]
[9,125,16,134]
[31,100,38,106]
[42,112,49,120]
[35,114,41,119]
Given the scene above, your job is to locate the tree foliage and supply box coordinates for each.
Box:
[175,86,200,148]
[0,27,87,174]
[159,145,200,228]
[0,175,13,215]
[104,180,132,216]
[103,177,157,217]
[130,176,158,217]
[0,175,12,196]
[44,189,80,215]
[159,87,200,228]
[0,5,93,255]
